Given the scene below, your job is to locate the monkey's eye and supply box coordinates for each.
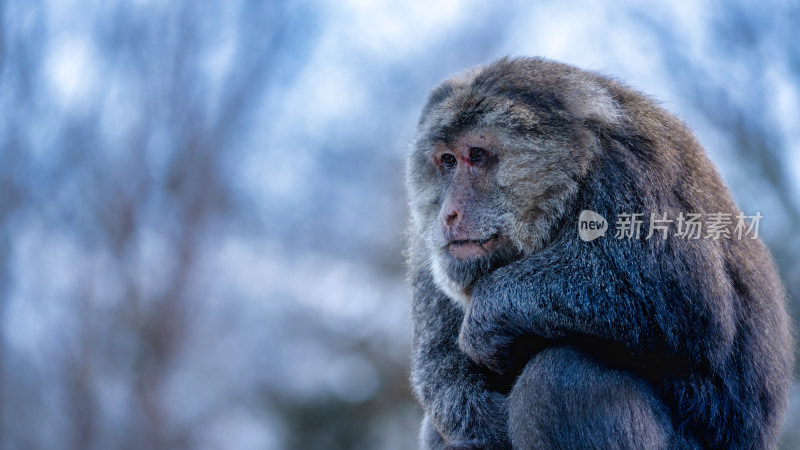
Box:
[441,153,457,169]
[469,147,485,164]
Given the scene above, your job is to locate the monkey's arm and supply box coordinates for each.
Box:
[411,269,511,449]
[460,236,736,375]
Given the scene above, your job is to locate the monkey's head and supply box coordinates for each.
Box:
[407,57,623,305]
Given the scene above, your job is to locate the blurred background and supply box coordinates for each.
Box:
[0,0,798,448]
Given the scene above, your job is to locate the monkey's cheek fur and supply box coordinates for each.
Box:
[429,252,472,306]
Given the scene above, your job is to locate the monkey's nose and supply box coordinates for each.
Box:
[443,210,460,228]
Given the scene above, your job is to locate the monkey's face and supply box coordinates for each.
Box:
[425,130,524,303]
[408,123,588,305]
[407,62,610,304]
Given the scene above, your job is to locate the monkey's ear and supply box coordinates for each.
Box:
[561,77,622,131]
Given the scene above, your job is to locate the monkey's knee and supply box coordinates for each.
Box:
[508,346,673,449]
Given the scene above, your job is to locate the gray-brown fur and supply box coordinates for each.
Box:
[406,56,792,449]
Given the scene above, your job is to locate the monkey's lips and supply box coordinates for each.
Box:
[446,235,500,259]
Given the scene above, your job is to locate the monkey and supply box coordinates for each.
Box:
[406,57,792,449]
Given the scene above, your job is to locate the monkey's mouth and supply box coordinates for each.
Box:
[438,233,522,290]
[446,233,501,259]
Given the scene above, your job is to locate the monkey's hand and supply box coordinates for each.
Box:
[458,294,517,375]
[459,275,551,375]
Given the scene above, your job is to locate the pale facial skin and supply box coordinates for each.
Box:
[433,132,501,259]
[425,131,522,304]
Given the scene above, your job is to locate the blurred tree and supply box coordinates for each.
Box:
[1,1,798,449]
